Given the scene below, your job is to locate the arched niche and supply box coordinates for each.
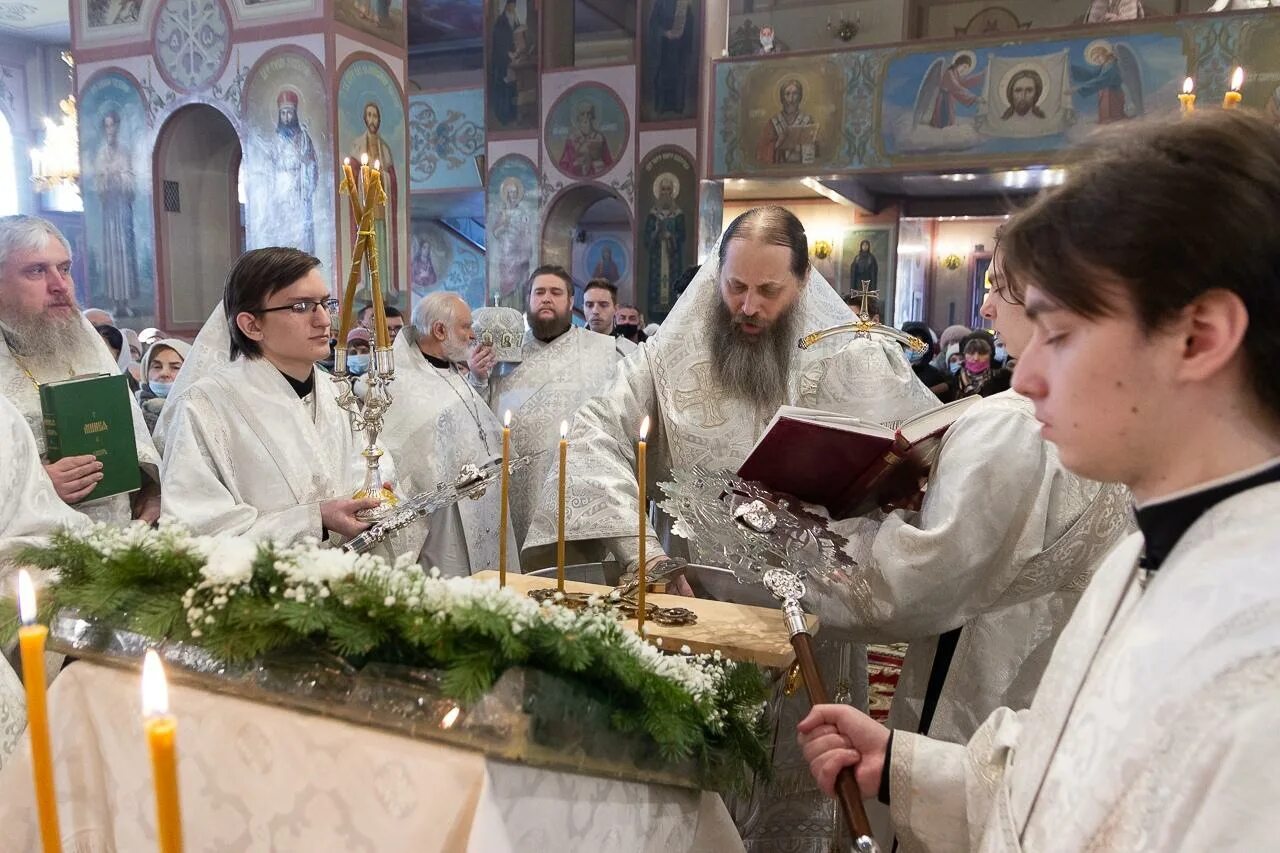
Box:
[153,103,243,333]
[541,183,634,312]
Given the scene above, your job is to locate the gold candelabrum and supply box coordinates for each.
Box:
[334,154,400,521]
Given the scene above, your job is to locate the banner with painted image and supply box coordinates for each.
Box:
[638,146,694,319]
[976,51,1071,138]
[243,49,334,269]
[78,71,155,320]
[338,58,406,297]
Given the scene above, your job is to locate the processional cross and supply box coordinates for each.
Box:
[854,280,878,319]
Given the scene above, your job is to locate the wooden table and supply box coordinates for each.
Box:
[471,571,817,670]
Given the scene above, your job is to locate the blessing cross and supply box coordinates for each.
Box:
[855,280,879,318]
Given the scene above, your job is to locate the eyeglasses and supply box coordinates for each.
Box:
[259,298,340,316]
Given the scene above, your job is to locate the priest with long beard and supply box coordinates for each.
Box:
[160,247,381,543]
[0,214,160,525]
[523,205,937,852]
[380,291,519,575]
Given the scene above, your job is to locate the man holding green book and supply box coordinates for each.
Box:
[0,215,161,524]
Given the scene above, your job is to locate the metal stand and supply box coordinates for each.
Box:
[333,344,400,522]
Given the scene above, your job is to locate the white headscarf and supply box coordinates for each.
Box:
[151,305,231,452]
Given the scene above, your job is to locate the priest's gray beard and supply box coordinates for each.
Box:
[1,312,104,382]
[705,294,798,409]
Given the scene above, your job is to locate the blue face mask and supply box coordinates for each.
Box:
[905,348,924,364]
[949,360,962,375]
[149,380,174,398]
[347,353,370,376]
[994,344,1007,362]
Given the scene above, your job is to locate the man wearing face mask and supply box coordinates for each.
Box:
[901,321,951,401]
[380,291,518,575]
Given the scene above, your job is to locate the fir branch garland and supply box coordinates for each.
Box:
[4,523,772,791]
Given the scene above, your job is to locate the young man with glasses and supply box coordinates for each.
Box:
[161,247,381,543]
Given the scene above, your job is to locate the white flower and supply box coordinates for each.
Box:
[383,595,396,606]
[201,538,257,586]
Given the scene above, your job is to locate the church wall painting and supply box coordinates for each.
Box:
[696,179,723,264]
[485,153,539,310]
[718,59,847,175]
[487,0,539,132]
[242,48,334,271]
[880,29,1187,161]
[78,0,156,46]
[333,0,406,50]
[544,83,630,181]
[408,87,485,192]
[640,0,699,123]
[337,57,407,298]
[579,235,631,292]
[637,145,694,320]
[841,226,895,323]
[78,70,156,319]
[1235,16,1280,126]
[151,0,233,94]
[410,218,486,308]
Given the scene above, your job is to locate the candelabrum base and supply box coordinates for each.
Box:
[353,484,401,523]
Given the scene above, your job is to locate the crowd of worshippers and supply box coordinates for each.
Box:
[1,108,1278,849]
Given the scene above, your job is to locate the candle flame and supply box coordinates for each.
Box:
[1182,77,1194,95]
[440,706,461,729]
[1231,66,1244,92]
[560,420,568,439]
[639,415,650,441]
[360,152,369,166]
[343,156,351,165]
[503,409,512,427]
[373,159,381,171]
[16,569,35,626]
[142,649,170,718]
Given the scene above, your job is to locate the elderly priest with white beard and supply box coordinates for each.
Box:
[523,206,937,852]
[0,215,161,524]
[380,291,518,576]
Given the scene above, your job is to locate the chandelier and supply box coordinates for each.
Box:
[30,95,80,193]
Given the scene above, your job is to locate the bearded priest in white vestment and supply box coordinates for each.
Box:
[806,243,1132,749]
[161,248,383,544]
[476,265,628,552]
[524,207,937,853]
[380,292,519,575]
[0,215,161,525]
[800,112,1280,851]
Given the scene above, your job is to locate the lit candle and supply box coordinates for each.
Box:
[359,152,370,196]
[336,157,369,349]
[1179,77,1195,114]
[17,570,61,853]
[142,650,183,853]
[637,416,650,636]
[499,410,511,587]
[557,420,568,592]
[1224,67,1243,109]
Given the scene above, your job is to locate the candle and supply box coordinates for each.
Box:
[359,152,370,196]
[1178,77,1195,114]
[499,410,511,587]
[17,570,61,853]
[637,416,650,636]
[142,650,183,853]
[367,160,389,350]
[557,420,568,592]
[1224,67,1243,109]
[340,157,363,222]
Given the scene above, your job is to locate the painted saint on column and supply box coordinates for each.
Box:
[348,100,400,292]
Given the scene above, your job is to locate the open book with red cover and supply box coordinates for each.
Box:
[737,395,982,518]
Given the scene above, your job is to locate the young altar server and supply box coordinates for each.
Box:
[160,248,381,543]
[805,237,1131,747]
[799,110,1280,850]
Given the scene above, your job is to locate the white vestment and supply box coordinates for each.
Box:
[0,318,160,523]
[160,357,363,544]
[890,478,1280,852]
[485,326,623,546]
[522,252,937,853]
[809,391,1132,745]
[380,332,519,576]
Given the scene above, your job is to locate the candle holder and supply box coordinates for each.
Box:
[335,157,400,522]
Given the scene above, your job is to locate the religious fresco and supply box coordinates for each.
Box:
[637,146,694,319]
[640,0,699,123]
[485,154,539,310]
[697,179,723,263]
[544,84,629,180]
[584,236,629,287]
[841,227,895,319]
[243,49,333,268]
[486,0,539,131]
[152,0,233,93]
[78,71,156,319]
[408,87,485,191]
[81,0,154,40]
[333,0,406,49]
[410,218,486,308]
[1235,16,1280,126]
[338,58,407,295]
[880,30,1186,160]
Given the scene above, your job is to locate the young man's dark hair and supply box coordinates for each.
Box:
[584,278,617,300]
[526,264,574,293]
[384,304,403,318]
[1001,110,1280,420]
[224,247,322,360]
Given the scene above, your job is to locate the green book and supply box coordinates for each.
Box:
[39,373,141,504]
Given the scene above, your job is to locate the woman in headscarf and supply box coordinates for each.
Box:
[951,330,996,398]
[94,324,140,393]
[901,321,951,402]
[137,338,192,434]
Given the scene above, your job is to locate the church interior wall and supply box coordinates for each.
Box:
[727,0,907,53]
[916,0,1181,40]
[409,217,487,308]
[928,216,1001,330]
